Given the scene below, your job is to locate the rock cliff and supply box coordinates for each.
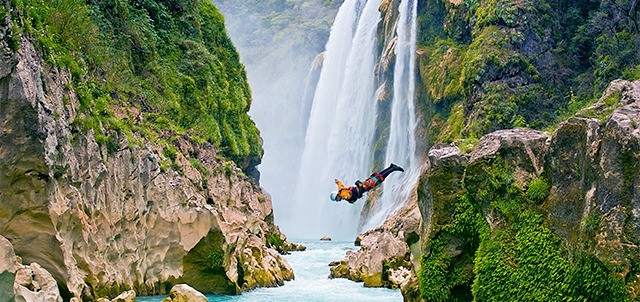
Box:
[331,80,640,301]
[416,79,640,300]
[0,8,293,302]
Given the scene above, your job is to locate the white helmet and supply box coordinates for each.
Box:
[330,191,340,201]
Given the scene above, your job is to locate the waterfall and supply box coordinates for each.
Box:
[362,0,420,231]
[282,0,419,240]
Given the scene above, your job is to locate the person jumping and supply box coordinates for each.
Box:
[330,163,404,203]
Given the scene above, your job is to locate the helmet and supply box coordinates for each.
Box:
[330,191,340,201]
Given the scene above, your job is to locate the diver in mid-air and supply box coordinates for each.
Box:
[330,163,404,203]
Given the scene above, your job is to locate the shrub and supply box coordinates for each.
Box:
[526,177,550,203]
[8,0,263,170]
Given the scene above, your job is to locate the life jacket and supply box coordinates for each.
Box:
[337,187,357,203]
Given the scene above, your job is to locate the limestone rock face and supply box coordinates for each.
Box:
[14,262,63,302]
[422,144,468,245]
[0,16,292,301]
[404,80,640,300]
[353,80,639,301]
[329,195,421,288]
[545,80,640,285]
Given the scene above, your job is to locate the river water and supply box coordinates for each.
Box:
[138,240,402,302]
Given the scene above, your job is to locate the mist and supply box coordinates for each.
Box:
[211,0,342,238]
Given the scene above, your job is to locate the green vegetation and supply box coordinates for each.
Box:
[7,0,263,171]
[525,177,550,204]
[417,0,640,142]
[416,3,640,296]
[190,158,209,176]
[419,194,485,301]
[418,157,633,301]
[268,232,285,250]
[206,250,226,273]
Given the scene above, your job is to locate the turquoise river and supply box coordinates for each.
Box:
[138,240,402,302]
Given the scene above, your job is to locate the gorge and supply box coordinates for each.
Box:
[1,0,640,301]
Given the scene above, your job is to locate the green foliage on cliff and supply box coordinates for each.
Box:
[418,157,632,301]
[417,0,640,143]
[8,0,263,170]
[419,194,485,301]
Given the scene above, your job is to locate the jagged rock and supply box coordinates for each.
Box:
[163,284,208,302]
[14,262,63,302]
[468,128,549,173]
[546,80,640,289]
[2,230,77,302]
[545,117,602,244]
[400,273,423,302]
[266,227,306,255]
[329,195,421,288]
[0,14,292,300]
[280,241,306,253]
[423,144,468,245]
[320,236,331,241]
[388,266,411,287]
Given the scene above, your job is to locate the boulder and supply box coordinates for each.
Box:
[111,290,135,302]
[164,284,208,302]
[320,236,331,241]
[281,241,306,252]
[329,195,421,288]
[14,262,63,302]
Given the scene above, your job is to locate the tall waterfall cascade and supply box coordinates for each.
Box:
[362,0,420,230]
[283,0,420,240]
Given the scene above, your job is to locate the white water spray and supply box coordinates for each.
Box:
[283,0,420,240]
[362,0,420,230]
[284,0,383,240]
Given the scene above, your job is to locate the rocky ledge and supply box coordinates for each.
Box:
[328,194,421,290]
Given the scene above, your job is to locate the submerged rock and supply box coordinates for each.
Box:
[280,241,307,253]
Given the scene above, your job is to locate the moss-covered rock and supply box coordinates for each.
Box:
[413,80,640,301]
[416,0,640,144]
[0,1,293,300]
